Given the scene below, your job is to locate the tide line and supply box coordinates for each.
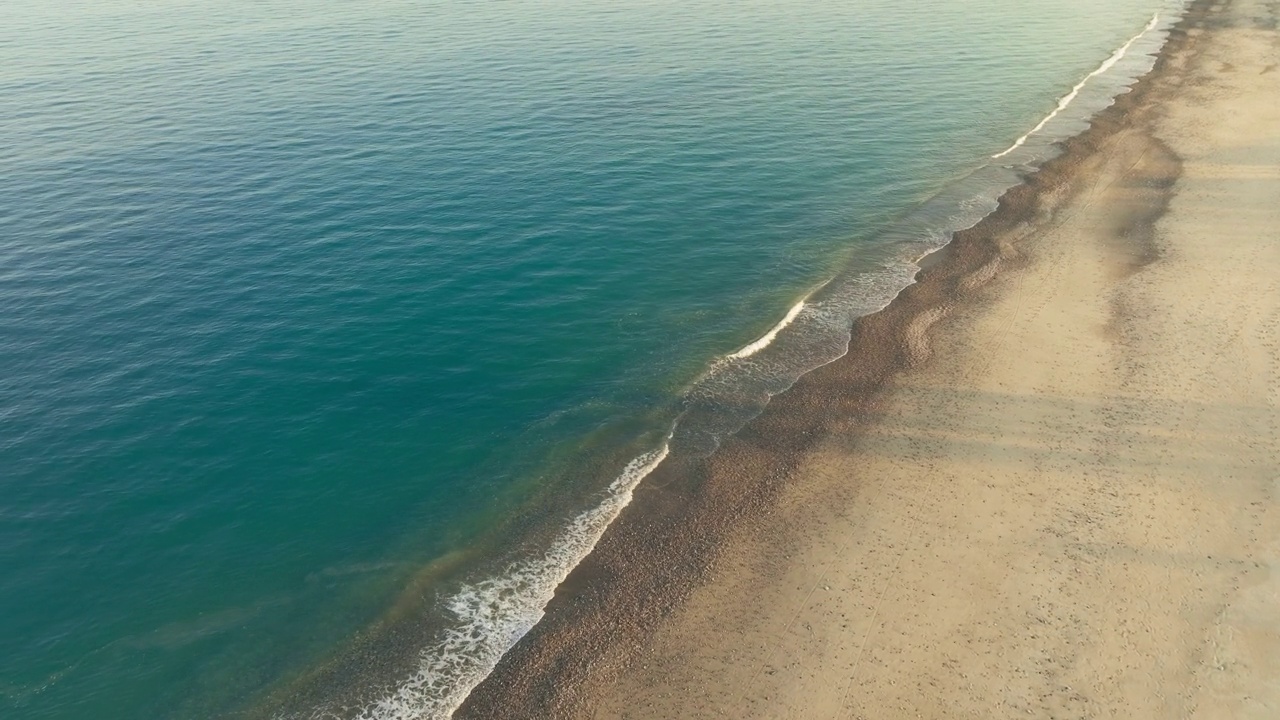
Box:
[356,440,672,720]
[993,13,1161,160]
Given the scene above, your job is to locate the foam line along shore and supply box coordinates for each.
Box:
[0,2,1195,718]
[584,0,1280,715]
[452,2,1213,718]
[246,6,1193,718]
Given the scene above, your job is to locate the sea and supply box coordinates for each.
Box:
[0,1,1188,718]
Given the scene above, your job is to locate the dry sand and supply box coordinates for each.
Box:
[580,0,1280,717]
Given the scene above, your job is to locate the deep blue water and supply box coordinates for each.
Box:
[1,1,1184,717]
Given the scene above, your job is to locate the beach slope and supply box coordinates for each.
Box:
[587,1,1280,717]
[460,0,1280,716]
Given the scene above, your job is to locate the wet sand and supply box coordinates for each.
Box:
[459,0,1280,716]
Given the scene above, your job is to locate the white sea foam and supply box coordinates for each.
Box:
[726,299,808,360]
[351,442,670,720]
[992,13,1161,160]
[329,9,1187,719]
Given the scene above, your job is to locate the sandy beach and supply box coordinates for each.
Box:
[460,0,1279,716]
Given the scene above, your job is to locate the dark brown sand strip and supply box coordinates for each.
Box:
[456,1,1247,717]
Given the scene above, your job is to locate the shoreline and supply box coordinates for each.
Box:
[455,1,1240,717]
[250,10,1192,720]
[234,9,1187,717]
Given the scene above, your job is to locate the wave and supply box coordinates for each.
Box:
[299,6,1186,719]
[992,13,1162,160]
[726,298,808,360]
[351,441,670,720]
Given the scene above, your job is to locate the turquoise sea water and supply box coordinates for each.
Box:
[1,1,1186,717]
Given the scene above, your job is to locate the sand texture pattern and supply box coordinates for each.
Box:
[460,0,1280,717]
[585,1,1280,717]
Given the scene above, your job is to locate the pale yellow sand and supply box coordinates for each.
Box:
[589,1,1280,717]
